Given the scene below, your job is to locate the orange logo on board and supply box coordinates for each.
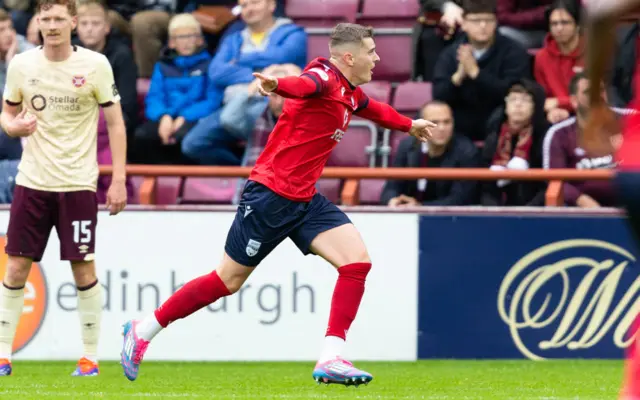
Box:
[0,235,47,353]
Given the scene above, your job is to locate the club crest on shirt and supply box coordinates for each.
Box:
[72,75,86,88]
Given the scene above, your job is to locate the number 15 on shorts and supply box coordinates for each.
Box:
[72,220,92,244]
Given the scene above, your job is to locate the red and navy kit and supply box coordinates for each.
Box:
[250,57,412,202]
[225,58,413,267]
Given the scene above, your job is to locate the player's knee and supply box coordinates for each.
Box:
[71,261,97,287]
[4,256,32,287]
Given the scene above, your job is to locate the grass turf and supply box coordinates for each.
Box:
[0,360,625,399]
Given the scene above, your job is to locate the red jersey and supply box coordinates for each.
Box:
[249,58,413,201]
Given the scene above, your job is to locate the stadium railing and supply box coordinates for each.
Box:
[99,165,614,207]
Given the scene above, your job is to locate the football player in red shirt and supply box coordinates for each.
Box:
[120,23,436,385]
[583,1,640,398]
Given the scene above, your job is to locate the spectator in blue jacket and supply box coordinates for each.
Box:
[131,14,215,165]
[181,0,307,165]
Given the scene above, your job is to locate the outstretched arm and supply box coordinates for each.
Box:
[253,72,322,98]
[355,98,436,142]
[586,0,640,106]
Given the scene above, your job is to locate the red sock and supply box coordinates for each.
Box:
[325,262,372,339]
[154,271,231,327]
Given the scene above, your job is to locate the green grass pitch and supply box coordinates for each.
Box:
[0,360,625,399]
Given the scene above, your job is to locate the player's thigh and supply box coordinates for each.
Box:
[6,185,55,263]
[290,196,370,269]
[224,181,304,268]
[54,191,98,262]
[216,252,255,293]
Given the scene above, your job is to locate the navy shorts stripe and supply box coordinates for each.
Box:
[224,181,351,267]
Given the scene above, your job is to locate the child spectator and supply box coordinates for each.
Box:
[131,13,216,165]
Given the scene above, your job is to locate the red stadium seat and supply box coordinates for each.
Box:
[155,177,183,205]
[358,0,420,28]
[379,130,410,167]
[316,179,342,204]
[306,34,330,63]
[370,35,412,82]
[181,178,238,204]
[360,81,392,104]
[359,179,387,205]
[327,120,377,167]
[392,81,433,116]
[286,0,358,28]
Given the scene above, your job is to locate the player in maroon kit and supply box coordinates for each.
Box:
[120,23,436,385]
[583,1,640,398]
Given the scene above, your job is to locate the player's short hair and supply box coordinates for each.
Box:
[36,0,77,16]
[462,0,496,15]
[77,0,109,17]
[329,23,374,49]
[168,13,201,35]
[569,71,587,95]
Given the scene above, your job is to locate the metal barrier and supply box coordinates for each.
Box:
[100,165,614,206]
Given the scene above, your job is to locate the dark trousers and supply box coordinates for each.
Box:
[131,120,196,164]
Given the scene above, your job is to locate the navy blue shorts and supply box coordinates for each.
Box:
[615,171,640,242]
[224,181,351,267]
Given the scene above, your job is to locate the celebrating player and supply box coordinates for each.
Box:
[120,23,435,385]
[0,0,127,376]
[584,0,640,398]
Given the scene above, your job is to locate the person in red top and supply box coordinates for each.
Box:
[583,1,640,399]
[534,0,584,124]
[119,23,435,385]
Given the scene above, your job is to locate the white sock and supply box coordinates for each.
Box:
[318,336,345,364]
[135,313,163,341]
[83,355,98,363]
[77,282,103,363]
[0,284,25,361]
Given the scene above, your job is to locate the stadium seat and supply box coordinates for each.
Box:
[392,81,433,116]
[327,120,378,167]
[379,130,410,167]
[359,179,387,205]
[180,178,238,204]
[155,177,183,205]
[360,81,392,104]
[358,0,420,28]
[136,78,150,122]
[286,0,358,28]
[316,179,342,204]
[370,35,412,82]
[307,34,331,62]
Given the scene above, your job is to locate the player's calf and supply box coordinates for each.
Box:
[121,254,249,381]
[0,256,32,372]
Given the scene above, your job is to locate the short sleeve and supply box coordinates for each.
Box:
[3,57,23,106]
[93,56,121,106]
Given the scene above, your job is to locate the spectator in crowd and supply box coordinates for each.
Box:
[433,0,530,141]
[543,72,632,208]
[75,1,138,144]
[132,14,216,165]
[496,0,553,49]
[76,0,136,41]
[380,101,481,207]
[534,0,584,124]
[481,79,549,206]
[0,8,33,161]
[3,0,33,36]
[413,0,463,80]
[25,13,40,46]
[232,63,301,202]
[181,0,306,165]
[610,17,640,107]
